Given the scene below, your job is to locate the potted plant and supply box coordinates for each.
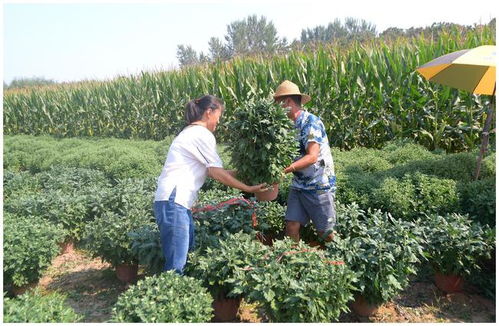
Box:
[111,271,213,322]
[226,98,298,201]
[327,203,424,317]
[254,201,287,245]
[230,238,356,322]
[192,196,270,252]
[422,213,494,293]
[3,289,83,322]
[82,210,152,283]
[185,232,269,322]
[129,224,165,275]
[3,213,66,296]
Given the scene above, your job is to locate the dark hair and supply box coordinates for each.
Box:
[185,95,224,125]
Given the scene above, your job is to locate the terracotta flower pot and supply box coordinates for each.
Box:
[212,296,242,322]
[350,295,380,317]
[434,272,464,293]
[255,184,279,201]
[115,263,138,283]
[11,282,37,296]
[59,241,74,254]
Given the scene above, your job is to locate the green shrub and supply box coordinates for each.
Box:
[195,188,242,207]
[482,152,495,177]
[37,166,109,191]
[193,198,267,252]
[3,170,41,199]
[275,172,293,205]
[82,178,156,266]
[412,173,459,215]
[63,144,161,179]
[338,147,393,173]
[82,210,152,267]
[3,134,166,179]
[231,238,356,322]
[254,201,286,236]
[387,151,486,182]
[226,98,298,185]
[3,167,116,241]
[129,224,164,275]
[3,193,48,219]
[3,289,82,322]
[371,173,458,220]
[336,169,378,208]
[4,189,93,242]
[422,213,494,276]
[93,177,155,222]
[3,135,59,172]
[131,194,268,275]
[3,213,66,287]
[382,140,435,164]
[371,176,417,219]
[185,232,268,300]
[111,271,213,322]
[459,177,496,227]
[331,203,424,305]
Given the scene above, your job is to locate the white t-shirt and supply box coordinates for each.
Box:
[154,125,224,209]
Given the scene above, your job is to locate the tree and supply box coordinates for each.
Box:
[4,77,56,90]
[378,27,405,40]
[300,17,376,45]
[208,37,232,62]
[177,45,202,67]
[344,17,377,42]
[225,15,287,57]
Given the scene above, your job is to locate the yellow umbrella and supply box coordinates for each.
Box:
[417,45,496,179]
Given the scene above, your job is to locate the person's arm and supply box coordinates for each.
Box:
[283,142,319,174]
[208,167,267,193]
[226,169,238,177]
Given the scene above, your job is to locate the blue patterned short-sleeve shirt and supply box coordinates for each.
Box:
[291,110,336,192]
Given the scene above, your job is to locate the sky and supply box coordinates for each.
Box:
[2,0,497,84]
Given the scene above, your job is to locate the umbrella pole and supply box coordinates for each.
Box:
[474,94,496,180]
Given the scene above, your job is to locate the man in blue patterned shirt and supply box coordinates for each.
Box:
[274,80,336,242]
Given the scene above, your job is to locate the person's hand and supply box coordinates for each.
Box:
[283,163,297,174]
[246,183,270,193]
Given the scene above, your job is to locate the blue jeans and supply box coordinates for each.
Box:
[153,188,195,274]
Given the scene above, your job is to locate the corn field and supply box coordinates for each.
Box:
[3,26,495,151]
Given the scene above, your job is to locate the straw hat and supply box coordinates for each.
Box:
[273,80,311,105]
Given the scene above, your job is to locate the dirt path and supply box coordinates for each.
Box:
[37,249,128,322]
[35,249,495,323]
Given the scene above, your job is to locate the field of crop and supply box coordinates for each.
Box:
[3,26,495,152]
[2,25,496,323]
